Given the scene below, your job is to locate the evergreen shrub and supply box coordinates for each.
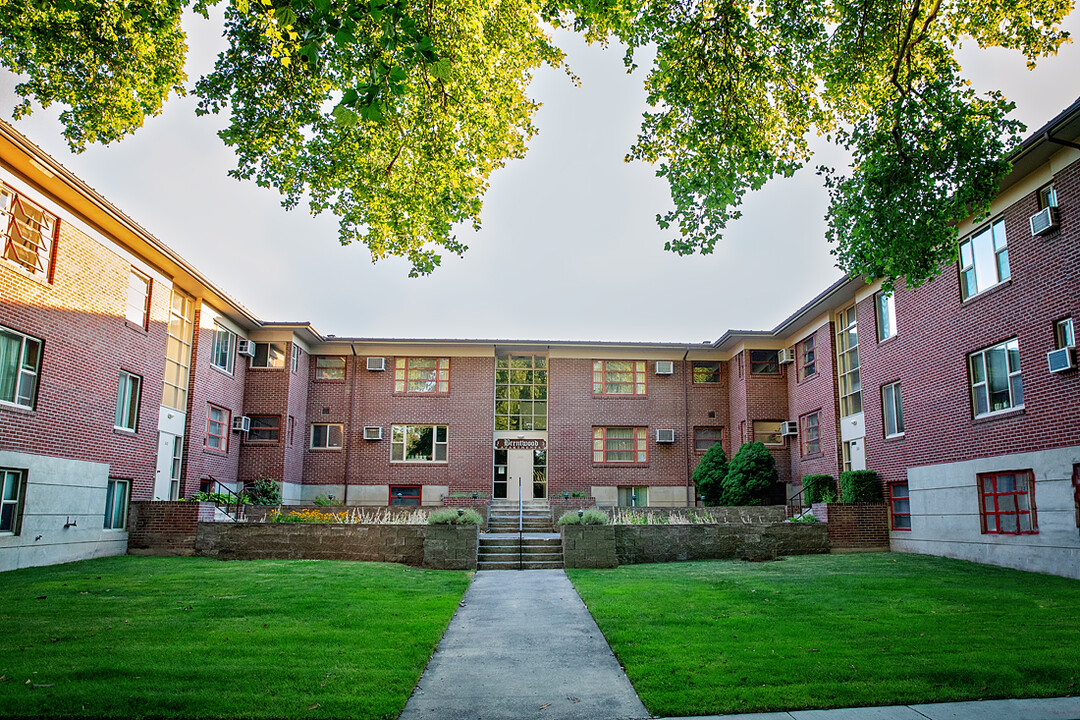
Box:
[840,470,884,502]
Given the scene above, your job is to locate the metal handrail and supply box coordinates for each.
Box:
[198,475,245,521]
[518,477,523,571]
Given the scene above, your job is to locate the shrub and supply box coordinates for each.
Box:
[427,509,483,525]
[245,477,281,505]
[312,493,342,506]
[840,470,884,502]
[556,511,581,525]
[720,442,779,506]
[802,474,836,504]
[456,509,483,525]
[190,491,249,505]
[692,443,729,506]
[581,509,608,525]
[787,512,819,523]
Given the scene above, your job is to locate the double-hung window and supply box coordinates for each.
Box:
[125,269,151,328]
[749,350,780,375]
[593,427,648,463]
[800,412,820,455]
[593,361,646,395]
[315,357,346,380]
[969,339,1023,417]
[889,483,911,530]
[395,358,449,393]
[694,427,723,452]
[1,185,58,278]
[391,424,448,462]
[0,326,43,409]
[876,291,896,341]
[104,478,129,530]
[114,371,141,431]
[753,420,784,446]
[959,219,1009,300]
[882,381,904,437]
[1,468,25,534]
[291,344,302,372]
[692,361,721,384]
[836,305,861,416]
[206,404,229,451]
[247,415,280,442]
[980,470,1037,535]
[252,342,286,369]
[798,336,816,380]
[211,324,235,374]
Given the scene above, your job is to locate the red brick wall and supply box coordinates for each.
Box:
[237,341,309,487]
[814,502,890,549]
[787,322,842,487]
[861,156,1080,489]
[685,360,731,493]
[127,500,216,554]
[0,172,165,502]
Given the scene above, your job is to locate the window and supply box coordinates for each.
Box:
[592,360,646,395]
[1,468,25,534]
[882,381,904,437]
[395,357,450,393]
[211,324,235,374]
[800,412,820,455]
[252,342,286,369]
[390,486,421,506]
[593,427,648,463]
[315,356,346,380]
[169,436,183,501]
[391,424,447,462]
[959,218,1009,300]
[0,326,42,409]
[694,427,723,452]
[206,404,229,452]
[1038,184,1058,209]
[104,478,129,530]
[753,420,784,446]
[692,361,721,384]
[495,354,547,431]
[617,486,649,507]
[1073,465,1079,530]
[749,350,780,374]
[969,339,1023,417]
[248,415,280,442]
[1055,318,1075,349]
[876,291,896,341]
[114,371,141,431]
[836,305,862,417]
[311,423,344,449]
[288,415,295,445]
[125,269,151,328]
[889,482,911,530]
[798,336,816,380]
[1,185,58,278]
[291,344,302,372]
[980,470,1037,535]
[162,289,194,411]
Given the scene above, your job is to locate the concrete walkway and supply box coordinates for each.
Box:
[680,695,1080,719]
[397,569,649,720]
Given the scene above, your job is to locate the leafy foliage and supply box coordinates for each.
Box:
[720,441,778,506]
[245,476,282,504]
[427,507,483,524]
[839,470,884,503]
[692,443,729,506]
[0,0,1072,282]
[801,474,836,504]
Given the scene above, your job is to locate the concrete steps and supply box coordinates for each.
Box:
[478,501,562,569]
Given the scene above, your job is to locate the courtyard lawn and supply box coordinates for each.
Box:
[0,556,471,719]
[568,553,1080,717]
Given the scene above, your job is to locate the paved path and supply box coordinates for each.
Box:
[681,695,1080,719]
[398,569,649,720]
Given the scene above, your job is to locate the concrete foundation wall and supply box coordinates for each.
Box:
[0,451,127,571]
[892,447,1080,579]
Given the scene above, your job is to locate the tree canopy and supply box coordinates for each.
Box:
[0,0,1072,280]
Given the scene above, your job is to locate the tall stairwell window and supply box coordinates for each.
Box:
[162,289,195,411]
[836,305,862,416]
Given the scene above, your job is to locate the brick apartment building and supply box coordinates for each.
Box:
[1,98,1078,577]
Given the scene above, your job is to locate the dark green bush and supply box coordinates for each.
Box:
[840,470,884,502]
[245,477,282,505]
[802,474,836,504]
[692,443,729,506]
[720,442,778,506]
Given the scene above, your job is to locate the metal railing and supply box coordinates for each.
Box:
[198,476,246,521]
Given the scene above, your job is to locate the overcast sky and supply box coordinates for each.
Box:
[4,10,1079,343]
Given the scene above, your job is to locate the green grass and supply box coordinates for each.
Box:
[0,556,471,719]
[568,553,1080,717]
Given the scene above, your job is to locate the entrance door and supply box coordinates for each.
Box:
[505,449,534,502]
[845,438,866,472]
[155,432,182,500]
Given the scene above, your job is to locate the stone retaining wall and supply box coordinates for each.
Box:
[128,502,217,556]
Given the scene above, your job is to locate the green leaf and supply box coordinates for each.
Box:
[331,104,359,127]
[429,58,451,81]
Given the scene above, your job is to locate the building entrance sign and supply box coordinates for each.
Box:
[495,438,546,451]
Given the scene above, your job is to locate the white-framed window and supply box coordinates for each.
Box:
[311,423,344,449]
[836,305,862,417]
[1038,184,1058,209]
[391,424,447,462]
[162,289,194,411]
[170,436,183,501]
[104,478,129,530]
[252,342,286,369]
[1,185,58,278]
[1,468,25,534]
[291,344,302,373]
[753,420,784,446]
[125,268,151,329]
[211,324,235,374]
[114,371,142,431]
[206,404,229,451]
[959,218,1009,300]
[969,339,1023,417]
[882,380,904,437]
[1055,318,1075,349]
[315,356,346,380]
[593,427,648,463]
[876,291,896,341]
[0,325,43,409]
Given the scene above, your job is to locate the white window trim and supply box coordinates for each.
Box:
[390,424,449,463]
[104,478,129,531]
[959,218,1009,301]
[882,380,904,438]
[310,423,344,450]
[0,467,24,535]
[969,339,1024,418]
[876,291,896,342]
[0,325,42,410]
[210,323,236,375]
[114,370,142,432]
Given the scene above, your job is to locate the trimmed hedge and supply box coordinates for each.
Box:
[839,470,883,502]
[802,474,836,504]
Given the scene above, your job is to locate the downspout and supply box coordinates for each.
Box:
[344,344,358,506]
[682,346,692,506]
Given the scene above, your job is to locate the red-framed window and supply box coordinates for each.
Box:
[389,486,421,506]
[1,184,59,280]
[592,360,646,395]
[593,427,648,464]
[693,427,723,452]
[979,470,1037,535]
[692,361,721,384]
[889,482,911,530]
[315,356,346,381]
[206,404,229,452]
[749,350,780,375]
[247,415,280,443]
[798,335,816,380]
[800,411,820,455]
[1072,464,1079,530]
[752,420,783,446]
[394,357,449,393]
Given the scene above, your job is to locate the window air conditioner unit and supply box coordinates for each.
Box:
[232,416,251,433]
[780,421,799,437]
[364,426,383,441]
[1047,347,1075,373]
[237,339,255,357]
[655,360,674,375]
[777,347,796,364]
[1029,207,1058,237]
[656,428,675,443]
[366,357,386,371]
